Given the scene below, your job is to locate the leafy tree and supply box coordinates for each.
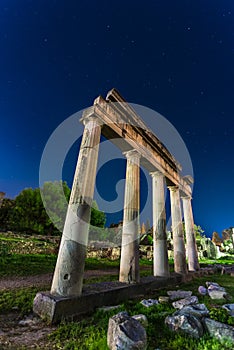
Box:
[90,200,106,228]
[0,182,106,234]
[0,198,15,231]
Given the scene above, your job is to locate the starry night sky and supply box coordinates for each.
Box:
[1,0,234,237]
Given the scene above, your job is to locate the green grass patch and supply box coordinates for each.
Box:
[0,254,57,277]
[0,286,45,315]
[48,273,234,349]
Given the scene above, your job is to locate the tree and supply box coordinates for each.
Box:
[90,200,106,228]
[0,183,106,235]
[0,198,15,231]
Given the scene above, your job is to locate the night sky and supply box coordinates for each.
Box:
[1,0,234,237]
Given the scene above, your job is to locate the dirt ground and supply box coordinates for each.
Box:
[0,268,120,349]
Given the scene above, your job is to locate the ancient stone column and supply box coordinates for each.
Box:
[151,171,169,277]
[119,150,141,283]
[182,196,200,271]
[169,186,187,274]
[50,115,102,297]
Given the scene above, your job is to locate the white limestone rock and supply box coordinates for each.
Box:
[140,299,159,307]
[165,313,204,338]
[203,318,234,341]
[167,290,192,301]
[172,296,198,309]
[107,311,147,350]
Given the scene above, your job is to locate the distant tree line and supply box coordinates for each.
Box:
[0,181,106,235]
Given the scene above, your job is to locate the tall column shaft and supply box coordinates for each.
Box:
[151,171,169,277]
[51,115,101,297]
[169,186,187,274]
[119,150,140,283]
[182,196,200,271]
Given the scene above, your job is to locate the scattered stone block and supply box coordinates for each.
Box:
[165,313,204,338]
[167,290,192,301]
[198,286,207,295]
[208,289,227,300]
[174,303,209,318]
[172,296,198,309]
[140,299,159,307]
[107,311,147,350]
[203,318,234,341]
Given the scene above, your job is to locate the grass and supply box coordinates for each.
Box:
[0,233,234,349]
[47,273,234,350]
[0,254,57,277]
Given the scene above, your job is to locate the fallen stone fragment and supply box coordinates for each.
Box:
[203,317,234,341]
[107,311,147,350]
[140,299,159,307]
[198,286,207,295]
[174,303,209,318]
[167,290,192,301]
[172,296,198,309]
[222,304,234,316]
[158,296,170,304]
[208,289,227,300]
[165,313,204,338]
[206,282,226,291]
[132,314,148,328]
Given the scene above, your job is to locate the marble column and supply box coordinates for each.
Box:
[119,150,141,283]
[182,196,200,271]
[151,171,169,277]
[169,186,187,274]
[50,115,102,297]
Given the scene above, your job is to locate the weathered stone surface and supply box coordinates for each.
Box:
[203,318,234,341]
[174,303,209,318]
[172,296,198,309]
[140,299,159,308]
[206,282,228,299]
[132,314,148,328]
[119,150,141,284]
[107,311,147,350]
[165,313,204,338]
[206,282,226,291]
[208,289,227,300]
[222,304,234,316]
[98,305,121,312]
[198,285,207,295]
[167,290,192,301]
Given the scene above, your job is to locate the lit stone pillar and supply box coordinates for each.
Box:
[182,196,200,271]
[151,171,169,277]
[50,115,102,297]
[119,150,141,283]
[169,186,187,274]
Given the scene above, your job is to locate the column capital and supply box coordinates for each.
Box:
[80,114,103,127]
[150,170,164,178]
[168,185,179,192]
[123,149,141,161]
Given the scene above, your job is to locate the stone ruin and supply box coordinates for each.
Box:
[33,88,200,322]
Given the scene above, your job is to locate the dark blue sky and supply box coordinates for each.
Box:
[1,0,234,236]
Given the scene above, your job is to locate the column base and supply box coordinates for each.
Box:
[33,275,185,324]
